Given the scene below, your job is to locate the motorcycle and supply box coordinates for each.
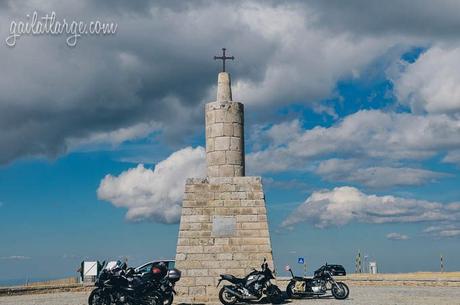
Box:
[217,258,283,305]
[88,260,164,305]
[285,264,349,300]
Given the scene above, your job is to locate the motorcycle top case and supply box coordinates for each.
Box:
[167,268,181,283]
[314,264,346,277]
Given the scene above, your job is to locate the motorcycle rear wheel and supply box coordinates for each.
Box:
[286,282,298,299]
[218,287,238,305]
[88,288,110,305]
[163,294,173,305]
[145,291,163,305]
[331,282,349,300]
[266,286,284,304]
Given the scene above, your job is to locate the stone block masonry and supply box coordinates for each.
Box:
[174,177,275,303]
[205,72,245,178]
[205,101,245,177]
[175,64,274,303]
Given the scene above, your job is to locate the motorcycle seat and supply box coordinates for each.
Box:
[221,274,245,284]
[293,276,304,281]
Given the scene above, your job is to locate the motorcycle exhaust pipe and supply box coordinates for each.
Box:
[223,287,244,299]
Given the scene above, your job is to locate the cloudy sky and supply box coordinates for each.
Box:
[1,0,460,283]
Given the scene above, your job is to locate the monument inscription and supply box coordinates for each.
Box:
[212,216,236,237]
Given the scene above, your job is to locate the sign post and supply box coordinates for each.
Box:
[298,257,307,276]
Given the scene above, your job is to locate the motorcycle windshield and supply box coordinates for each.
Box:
[265,268,275,279]
[105,260,121,271]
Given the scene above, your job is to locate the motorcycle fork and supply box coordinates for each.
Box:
[329,278,342,291]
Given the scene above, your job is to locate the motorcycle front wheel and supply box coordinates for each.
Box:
[88,288,110,305]
[331,282,349,300]
[218,287,238,305]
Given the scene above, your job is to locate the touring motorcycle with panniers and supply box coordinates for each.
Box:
[88,260,176,305]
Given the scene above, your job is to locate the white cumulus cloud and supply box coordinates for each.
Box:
[393,47,460,116]
[247,110,459,188]
[0,0,411,165]
[315,159,446,188]
[249,110,460,166]
[233,3,397,108]
[423,224,460,238]
[281,186,460,228]
[97,146,206,223]
[67,121,162,151]
[443,150,460,166]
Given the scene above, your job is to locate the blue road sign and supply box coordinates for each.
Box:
[298,257,304,264]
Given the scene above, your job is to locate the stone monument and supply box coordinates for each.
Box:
[174,49,275,303]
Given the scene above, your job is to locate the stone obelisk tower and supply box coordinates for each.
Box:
[175,49,274,303]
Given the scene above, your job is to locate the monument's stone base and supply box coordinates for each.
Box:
[174,177,274,303]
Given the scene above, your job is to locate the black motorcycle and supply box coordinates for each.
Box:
[88,260,164,305]
[286,264,349,300]
[217,258,283,305]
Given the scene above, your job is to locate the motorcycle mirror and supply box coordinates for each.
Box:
[263,257,267,262]
[285,265,291,271]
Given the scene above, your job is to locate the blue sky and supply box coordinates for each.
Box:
[1,1,460,283]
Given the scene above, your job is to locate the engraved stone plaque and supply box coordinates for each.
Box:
[212,216,236,237]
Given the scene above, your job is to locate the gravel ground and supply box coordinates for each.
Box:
[1,286,460,305]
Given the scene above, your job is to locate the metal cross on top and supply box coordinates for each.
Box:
[214,48,234,72]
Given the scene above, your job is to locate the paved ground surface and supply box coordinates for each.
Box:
[1,285,460,305]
